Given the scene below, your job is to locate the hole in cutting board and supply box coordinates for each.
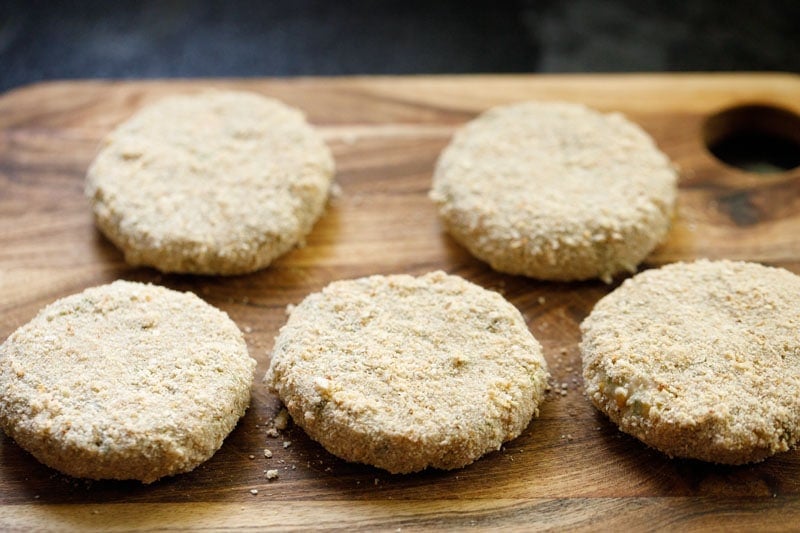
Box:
[703,104,800,173]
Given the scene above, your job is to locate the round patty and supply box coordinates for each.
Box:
[265,271,549,473]
[0,281,255,482]
[581,260,800,464]
[86,90,334,275]
[430,101,677,282]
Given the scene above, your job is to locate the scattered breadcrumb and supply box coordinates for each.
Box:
[266,469,279,480]
[266,428,279,438]
[263,448,273,458]
[248,454,255,460]
[273,408,290,430]
[250,489,258,495]
[283,441,291,449]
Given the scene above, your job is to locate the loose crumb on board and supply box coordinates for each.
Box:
[266,469,279,480]
[264,448,273,458]
[250,489,259,496]
[283,441,292,449]
[273,408,290,430]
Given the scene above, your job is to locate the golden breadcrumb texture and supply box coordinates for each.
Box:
[265,271,549,473]
[581,259,800,464]
[86,90,335,275]
[0,281,256,482]
[430,101,677,282]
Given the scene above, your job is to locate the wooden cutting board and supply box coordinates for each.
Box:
[1,74,799,531]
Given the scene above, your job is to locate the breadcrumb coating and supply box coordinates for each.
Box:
[0,281,255,482]
[86,90,334,275]
[266,271,549,473]
[431,101,677,282]
[581,260,800,464]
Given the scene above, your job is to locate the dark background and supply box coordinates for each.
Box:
[1,0,798,93]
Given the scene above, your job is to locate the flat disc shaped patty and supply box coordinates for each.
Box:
[86,90,335,275]
[266,271,549,473]
[0,281,255,482]
[581,260,800,464]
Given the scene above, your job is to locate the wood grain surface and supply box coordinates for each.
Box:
[1,73,800,531]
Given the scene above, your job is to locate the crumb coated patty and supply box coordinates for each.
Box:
[581,260,800,464]
[0,281,256,483]
[86,90,334,275]
[430,101,677,282]
[265,271,549,473]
